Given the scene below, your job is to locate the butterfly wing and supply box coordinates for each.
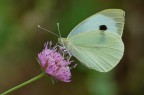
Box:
[67,9,125,38]
[67,30,124,72]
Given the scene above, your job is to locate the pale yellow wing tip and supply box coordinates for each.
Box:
[100,9,125,15]
[102,9,125,12]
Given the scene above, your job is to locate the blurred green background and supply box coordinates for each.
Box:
[0,0,144,95]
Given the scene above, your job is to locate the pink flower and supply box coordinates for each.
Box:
[38,41,74,82]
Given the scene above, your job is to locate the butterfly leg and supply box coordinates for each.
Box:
[58,45,72,57]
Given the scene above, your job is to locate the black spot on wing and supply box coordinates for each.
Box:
[99,25,107,31]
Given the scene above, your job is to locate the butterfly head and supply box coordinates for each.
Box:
[58,38,68,48]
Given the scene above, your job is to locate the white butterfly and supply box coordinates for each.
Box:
[58,9,125,72]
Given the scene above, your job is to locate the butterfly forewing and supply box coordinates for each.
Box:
[67,9,125,38]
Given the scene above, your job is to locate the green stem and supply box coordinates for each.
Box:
[1,73,46,95]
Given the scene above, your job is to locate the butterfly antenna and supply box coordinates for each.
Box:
[38,25,59,37]
[57,23,62,38]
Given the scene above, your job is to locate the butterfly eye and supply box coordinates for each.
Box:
[99,25,107,30]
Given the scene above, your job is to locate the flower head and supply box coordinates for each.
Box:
[38,41,74,82]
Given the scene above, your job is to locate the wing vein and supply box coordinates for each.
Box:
[74,47,106,71]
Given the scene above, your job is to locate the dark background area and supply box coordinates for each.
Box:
[0,0,144,95]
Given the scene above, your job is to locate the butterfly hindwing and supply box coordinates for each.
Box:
[68,30,124,72]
